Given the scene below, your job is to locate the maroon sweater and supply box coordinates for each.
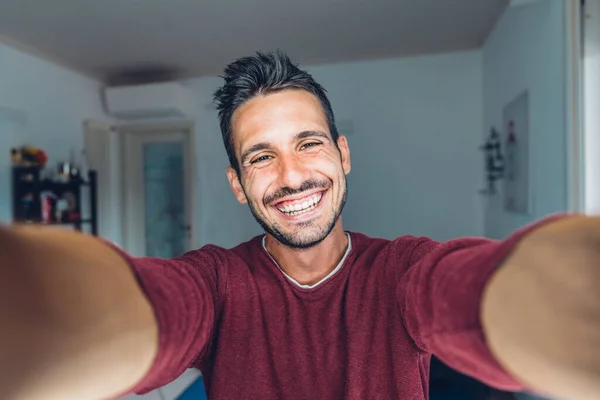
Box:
[121,219,555,400]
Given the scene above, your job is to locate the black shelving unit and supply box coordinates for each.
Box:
[11,166,98,235]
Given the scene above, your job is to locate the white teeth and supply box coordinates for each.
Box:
[277,193,323,216]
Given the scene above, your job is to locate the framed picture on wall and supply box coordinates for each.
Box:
[503,90,532,215]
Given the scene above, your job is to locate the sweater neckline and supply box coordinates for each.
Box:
[260,232,354,293]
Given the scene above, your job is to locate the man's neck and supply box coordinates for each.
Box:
[264,221,349,286]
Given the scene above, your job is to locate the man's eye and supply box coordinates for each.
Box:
[300,142,320,150]
[251,155,272,164]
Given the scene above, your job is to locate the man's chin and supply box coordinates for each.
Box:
[277,234,327,249]
[271,224,333,249]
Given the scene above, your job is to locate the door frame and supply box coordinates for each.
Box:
[566,0,585,212]
[119,120,196,256]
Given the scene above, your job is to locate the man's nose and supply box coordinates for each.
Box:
[278,155,309,190]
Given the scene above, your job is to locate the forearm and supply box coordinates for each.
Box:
[0,225,158,400]
[482,216,600,400]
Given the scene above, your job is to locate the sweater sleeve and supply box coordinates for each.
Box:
[396,215,566,391]
[108,244,225,395]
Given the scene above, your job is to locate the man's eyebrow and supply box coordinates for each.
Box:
[240,142,272,164]
[295,130,331,141]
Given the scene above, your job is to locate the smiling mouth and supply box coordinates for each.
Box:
[274,191,324,217]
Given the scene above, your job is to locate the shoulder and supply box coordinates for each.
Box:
[128,235,264,287]
[176,235,268,289]
[348,231,439,267]
[182,234,264,267]
[138,235,265,307]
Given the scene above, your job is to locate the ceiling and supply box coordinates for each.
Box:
[0,0,510,83]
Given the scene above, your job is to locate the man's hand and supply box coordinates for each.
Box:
[482,216,600,400]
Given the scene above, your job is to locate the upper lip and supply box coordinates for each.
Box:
[271,189,326,207]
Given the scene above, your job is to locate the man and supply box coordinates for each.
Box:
[1,51,599,400]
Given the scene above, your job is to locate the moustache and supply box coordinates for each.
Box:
[264,179,331,205]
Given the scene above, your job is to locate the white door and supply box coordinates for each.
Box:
[122,124,194,257]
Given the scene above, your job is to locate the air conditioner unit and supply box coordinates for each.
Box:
[104,82,194,119]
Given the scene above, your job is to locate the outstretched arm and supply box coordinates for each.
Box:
[398,214,600,399]
[482,215,600,400]
[0,224,158,400]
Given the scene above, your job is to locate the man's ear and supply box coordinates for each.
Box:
[227,166,248,204]
[336,135,351,175]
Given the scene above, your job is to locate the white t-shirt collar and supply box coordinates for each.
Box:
[262,233,352,289]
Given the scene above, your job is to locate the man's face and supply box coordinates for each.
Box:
[226,89,351,249]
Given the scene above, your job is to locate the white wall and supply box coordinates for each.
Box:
[188,50,484,244]
[0,44,108,223]
[482,0,568,239]
[309,51,484,240]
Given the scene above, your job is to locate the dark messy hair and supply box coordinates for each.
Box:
[213,50,339,175]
